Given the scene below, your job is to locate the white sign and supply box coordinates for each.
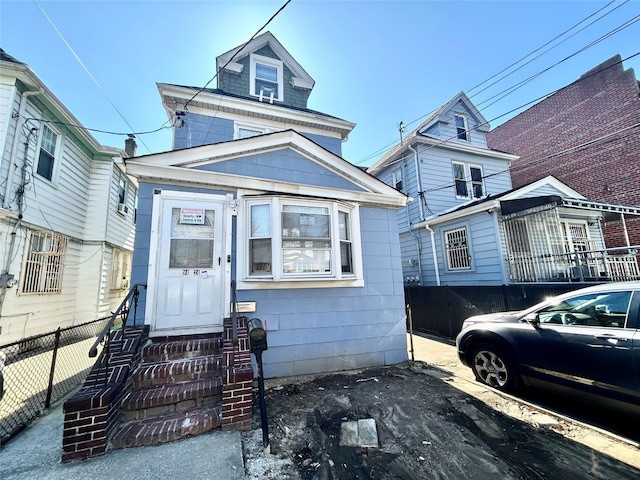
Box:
[180,208,205,225]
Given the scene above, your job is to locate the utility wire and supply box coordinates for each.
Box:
[33,0,152,153]
[468,0,626,97]
[182,0,292,111]
[356,7,640,167]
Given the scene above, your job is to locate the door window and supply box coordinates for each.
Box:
[168,208,215,268]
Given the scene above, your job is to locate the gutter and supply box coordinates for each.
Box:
[424,223,441,286]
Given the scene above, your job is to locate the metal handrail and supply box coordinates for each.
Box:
[89,283,146,358]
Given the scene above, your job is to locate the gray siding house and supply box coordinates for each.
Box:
[369,92,640,286]
[126,32,409,378]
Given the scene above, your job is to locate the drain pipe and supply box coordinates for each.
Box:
[424,223,441,286]
[3,88,43,209]
[406,143,424,282]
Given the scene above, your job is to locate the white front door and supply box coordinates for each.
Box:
[152,195,227,334]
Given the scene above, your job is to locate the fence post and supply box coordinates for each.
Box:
[45,327,61,408]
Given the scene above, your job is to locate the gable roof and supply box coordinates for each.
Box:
[367,91,509,175]
[216,31,315,91]
[125,129,407,208]
[415,176,640,227]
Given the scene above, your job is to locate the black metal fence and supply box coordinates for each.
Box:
[406,284,588,340]
[0,317,109,445]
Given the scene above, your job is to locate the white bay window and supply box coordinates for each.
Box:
[242,197,362,286]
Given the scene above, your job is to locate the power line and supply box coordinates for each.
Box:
[356,4,638,166]
[33,0,152,153]
[182,0,292,111]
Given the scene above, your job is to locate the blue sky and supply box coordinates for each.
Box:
[1,1,639,166]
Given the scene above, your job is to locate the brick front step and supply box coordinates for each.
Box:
[121,377,223,421]
[110,405,222,449]
[142,337,223,363]
[133,355,223,389]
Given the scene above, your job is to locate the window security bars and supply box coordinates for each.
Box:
[445,227,471,270]
[20,231,68,294]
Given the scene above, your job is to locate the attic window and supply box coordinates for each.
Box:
[250,54,283,102]
[454,113,469,141]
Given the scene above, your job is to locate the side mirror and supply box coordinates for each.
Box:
[523,312,540,327]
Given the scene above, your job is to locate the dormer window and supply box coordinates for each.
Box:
[250,54,283,102]
[454,113,469,141]
[392,169,403,191]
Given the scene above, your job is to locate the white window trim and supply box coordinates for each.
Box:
[454,112,469,142]
[237,195,364,290]
[110,248,132,291]
[233,121,273,140]
[392,168,403,192]
[249,53,284,102]
[452,161,484,199]
[35,123,63,184]
[443,225,472,271]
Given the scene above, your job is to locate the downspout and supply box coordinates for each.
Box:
[424,223,441,286]
[3,88,43,208]
[406,143,424,283]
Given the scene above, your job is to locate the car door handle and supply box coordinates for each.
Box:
[595,334,629,343]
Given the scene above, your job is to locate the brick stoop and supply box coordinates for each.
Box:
[110,336,225,449]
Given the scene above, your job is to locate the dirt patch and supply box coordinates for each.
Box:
[243,362,640,479]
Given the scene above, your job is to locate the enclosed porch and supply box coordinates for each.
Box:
[502,197,640,283]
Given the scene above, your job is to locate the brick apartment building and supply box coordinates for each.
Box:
[487,55,640,248]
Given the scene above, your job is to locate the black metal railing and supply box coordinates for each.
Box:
[87,284,145,386]
[0,317,110,445]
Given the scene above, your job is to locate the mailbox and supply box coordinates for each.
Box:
[247,317,268,353]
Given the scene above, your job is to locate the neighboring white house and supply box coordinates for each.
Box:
[126,32,409,378]
[0,49,137,345]
[369,92,640,286]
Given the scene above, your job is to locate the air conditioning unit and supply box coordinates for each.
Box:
[117,203,129,215]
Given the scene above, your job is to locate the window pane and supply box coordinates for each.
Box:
[470,167,482,182]
[37,150,54,180]
[455,179,468,197]
[453,163,465,180]
[341,242,352,273]
[169,208,215,268]
[255,79,278,97]
[256,63,277,81]
[251,204,271,237]
[169,239,214,268]
[282,205,330,239]
[339,211,350,241]
[283,247,331,273]
[238,128,262,139]
[250,238,272,274]
[41,125,57,155]
[445,227,470,270]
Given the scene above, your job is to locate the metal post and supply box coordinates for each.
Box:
[255,350,269,450]
[407,303,415,362]
[45,327,61,408]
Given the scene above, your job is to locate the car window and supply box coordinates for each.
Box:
[537,291,632,328]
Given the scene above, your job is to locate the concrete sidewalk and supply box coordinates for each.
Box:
[0,399,245,480]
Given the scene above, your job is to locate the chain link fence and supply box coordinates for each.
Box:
[0,317,110,445]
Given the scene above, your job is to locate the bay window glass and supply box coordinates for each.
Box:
[250,204,272,274]
[245,198,359,283]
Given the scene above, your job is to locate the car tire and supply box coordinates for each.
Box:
[470,343,519,393]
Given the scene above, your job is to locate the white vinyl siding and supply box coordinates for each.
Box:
[19,230,68,294]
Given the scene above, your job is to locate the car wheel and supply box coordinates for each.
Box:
[470,343,519,392]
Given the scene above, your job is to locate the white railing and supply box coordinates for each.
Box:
[507,245,640,283]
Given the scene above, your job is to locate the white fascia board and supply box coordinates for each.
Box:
[158,84,354,139]
[415,135,518,162]
[415,199,501,228]
[125,162,407,208]
[129,130,405,199]
[501,176,585,200]
[290,77,314,90]
[1,61,119,156]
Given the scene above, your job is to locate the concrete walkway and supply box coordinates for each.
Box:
[0,398,245,480]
